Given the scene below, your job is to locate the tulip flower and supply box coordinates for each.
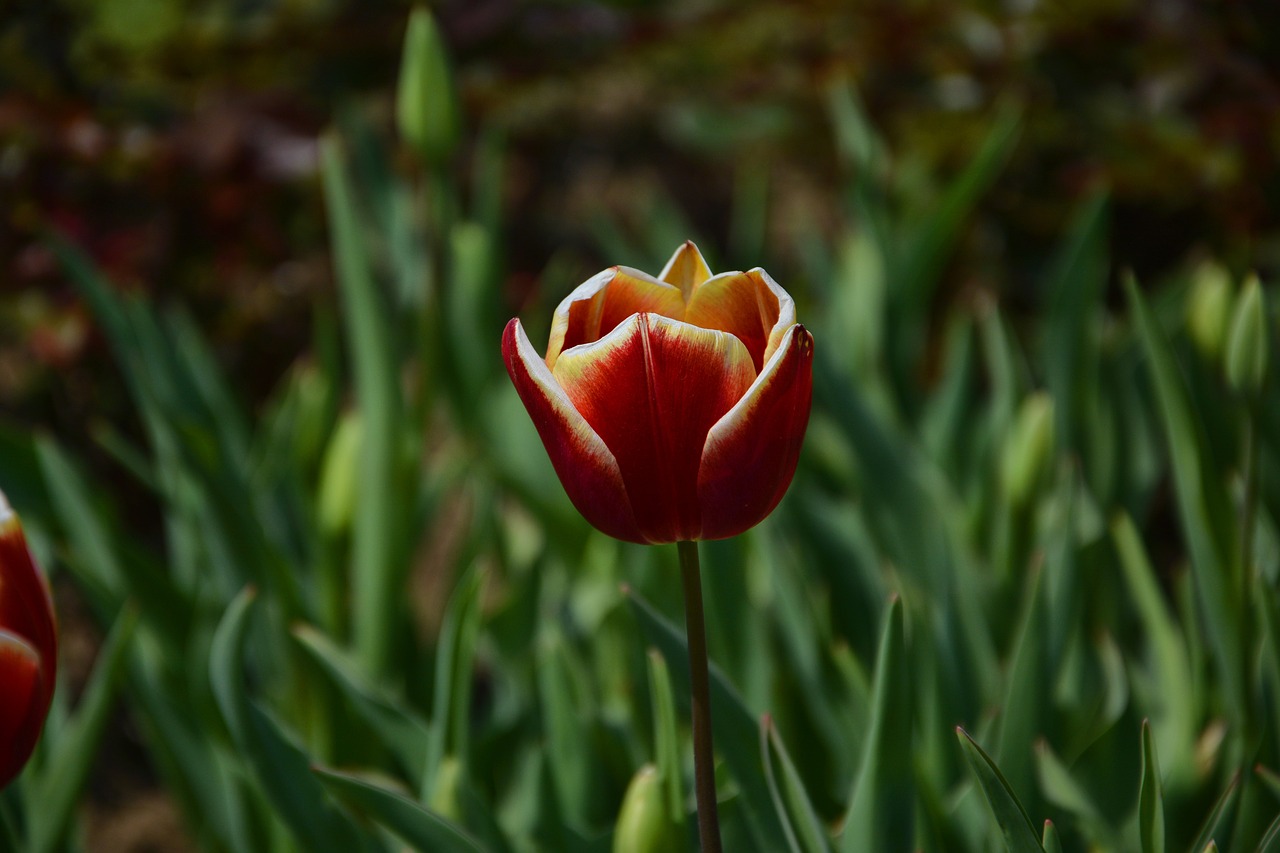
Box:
[0,488,58,789]
[502,241,813,544]
[505,241,812,852]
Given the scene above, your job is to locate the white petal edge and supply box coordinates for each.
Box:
[701,323,802,457]
[510,319,630,494]
[544,266,682,367]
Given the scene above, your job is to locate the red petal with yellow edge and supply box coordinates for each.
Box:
[658,240,712,300]
[503,319,647,543]
[685,269,795,372]
[698,324,813,540]
[0,631,44,788]
[544,268,685,368]
[553,313,756,543]
[0,507,57,712]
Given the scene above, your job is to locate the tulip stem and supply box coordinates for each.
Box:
[678,540,722,853]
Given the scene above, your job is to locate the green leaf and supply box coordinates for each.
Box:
[1190,773,1239,853]
[625,587,791,852]
[761,715,830,853]
[209,588,364,852]
[292,624,433,783]
[27,609,137,853]
[1128,277,1243,730]
[957,727,1044,853]
[646,649,684,824]
[840,597,912,853]
[423,565,486,801]
[1138,720,1166,853]
[321,134,408,680]
[315,767,483,853]
[1111,513,1196,784]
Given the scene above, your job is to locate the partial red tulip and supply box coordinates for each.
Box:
[0,489,57,789]
[504,241,813,544]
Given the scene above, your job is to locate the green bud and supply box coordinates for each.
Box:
[317,412,362,536]
[428,755,463,822]
[1225,274,1268,396]
[613,765,684,853]
[1185,261,1234,360]
[396,8,460,165]
[1000,392,1055,508]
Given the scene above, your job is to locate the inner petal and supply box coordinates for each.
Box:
[684,269,790,372]
[658,241,713,302]
[546,268,685,367]
[552,313,756,542]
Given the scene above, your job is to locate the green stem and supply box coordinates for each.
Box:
[678,540,722,853]
[1239,412,1260,751]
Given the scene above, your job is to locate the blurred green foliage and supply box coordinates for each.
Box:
[1,2,1280,851]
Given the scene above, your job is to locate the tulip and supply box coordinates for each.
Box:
[0,489,58,788]
[503,241,813,544]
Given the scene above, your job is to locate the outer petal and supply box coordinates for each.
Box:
[544,267,685,368]
[0,631,43,788]
[0,497,56,714]
[502,319,647,543]
[553,313,756,543]
[657,240,712,301]
[697,324,813,540]
[685,268,796,372]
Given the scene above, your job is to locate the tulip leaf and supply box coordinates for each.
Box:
[321,134,408,680]
[761,715,830,853]
[209,587,365,852]
[27,608,137,853]
[423,564,486,802]
[314,767,484,853]
[625,586,791,852]
[1138,719,1166,853]
[1043,191,1108,456]
[1111,512,1196,783]
[1190,773,1240,853]
[646,649,685,825]
[957,727,1045,853]
[292,624,433,784]
[839,596,913,853]
[1128,277,1243,731]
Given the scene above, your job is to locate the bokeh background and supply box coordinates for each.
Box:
[3,1,1280,851]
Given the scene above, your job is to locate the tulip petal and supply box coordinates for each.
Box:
[545,267,685,368]
[658,240,712,301]
[503,319,647,543]
[553,313,756,542]
[698,324,813,540]
[685,268,795,372]
[0,630,43,787]
[0,510,57,709]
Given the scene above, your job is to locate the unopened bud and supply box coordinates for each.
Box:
[1225,275,1267,396]
[1185,261,1234,360]
[317,412,361,536]
[1000,392,1055,508]
[428,755,463,822]
[613,764,684,853]
[396,8,460,165]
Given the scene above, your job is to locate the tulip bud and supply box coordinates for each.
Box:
[396,8,460,166]
[0,488,58,789]
[1000,392,1055,508]
[428,755,463,822]
[1185,261,1234,360]
[317,412,361,536]
[1225,274,1268,396]
[613,765,684,853]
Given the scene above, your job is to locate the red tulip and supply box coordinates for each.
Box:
[0,490,57,789]
[503,241,813,544]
